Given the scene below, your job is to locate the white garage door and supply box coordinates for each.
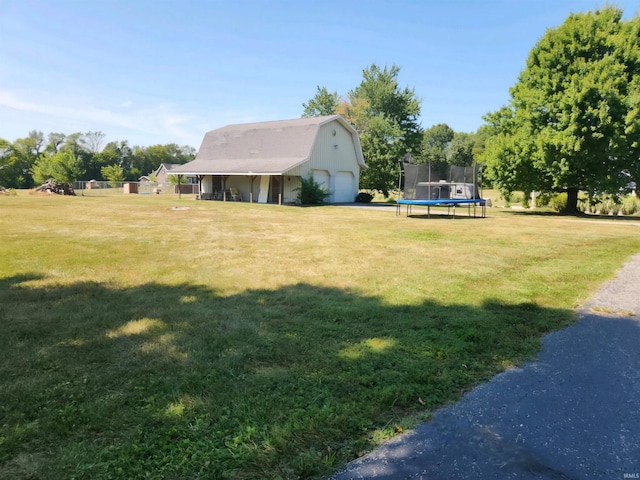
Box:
[334,171,355,203]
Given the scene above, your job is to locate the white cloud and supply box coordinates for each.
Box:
[0,89,202,146]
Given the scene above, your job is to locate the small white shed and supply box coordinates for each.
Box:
[170,115,367,204]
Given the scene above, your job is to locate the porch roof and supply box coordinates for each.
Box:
[169,157,304,176]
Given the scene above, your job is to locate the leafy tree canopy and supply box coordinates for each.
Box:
[447,132,476,167]
[302,86,340,117]
[421,123,454,164]
[32,150,85,185]
[482,7,640,212]
[303,64,423,195]
[100,164,125,186]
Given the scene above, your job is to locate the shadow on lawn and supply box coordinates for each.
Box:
[502,210,640,222]
[0,274,575,480]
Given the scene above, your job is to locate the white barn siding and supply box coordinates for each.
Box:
[283,176,301,204]
[285,119,361,202]
[311,169,330,189]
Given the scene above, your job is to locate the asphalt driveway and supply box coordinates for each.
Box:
[329,254,640,479]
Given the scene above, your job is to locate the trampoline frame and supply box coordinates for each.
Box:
[396,198,486,218]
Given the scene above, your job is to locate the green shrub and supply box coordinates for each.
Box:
[549,193,567,212]
[534,192,551,208]
[295,174,330,205]
[621,196,640,215]
[355,192,373,203]
[599,199,613,215]
[577,197,588,213]
[610,201,621,216]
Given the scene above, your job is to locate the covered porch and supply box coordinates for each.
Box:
[178,174,302,205]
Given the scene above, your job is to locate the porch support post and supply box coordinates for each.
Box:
[249,174,256,203]
[196,175,204,199]
[222,176,229,201]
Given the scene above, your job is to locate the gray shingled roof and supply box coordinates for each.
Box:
[151,163,182,177]
[170,115,364,175]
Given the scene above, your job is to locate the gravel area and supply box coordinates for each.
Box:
[329,254,640,480]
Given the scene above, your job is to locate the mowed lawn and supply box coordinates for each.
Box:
[1,193,640,479]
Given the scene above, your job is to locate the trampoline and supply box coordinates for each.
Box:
[396,156,486,218]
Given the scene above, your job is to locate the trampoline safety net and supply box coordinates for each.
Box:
[400,161,483,201]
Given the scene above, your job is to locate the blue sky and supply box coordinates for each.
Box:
[1,0,638,149]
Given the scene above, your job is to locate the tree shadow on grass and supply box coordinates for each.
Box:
[502,210,640,222]
[0,274,574,480]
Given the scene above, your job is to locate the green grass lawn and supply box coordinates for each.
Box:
[2,193,640,479]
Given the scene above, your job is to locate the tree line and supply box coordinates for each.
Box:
[0,131,195,189]
[303,6,639,212]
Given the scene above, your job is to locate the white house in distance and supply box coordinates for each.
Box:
[169,115,367,204]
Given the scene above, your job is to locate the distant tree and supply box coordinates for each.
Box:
[46,133,66,153]
[129,143,195,180]
[0,138,19,188]
[302,86,340,117]
[102,140,132,175]
[22,130,45,156]
[482,7,640,213]
[10,130,45,187]
[447,132,475,166]
[32,150,85,185]
[100,164,125,187]
[421,123,454,164]
[81,131,106,154]
[61,133,85,155]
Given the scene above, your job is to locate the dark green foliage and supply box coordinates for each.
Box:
[304,64,423,196]
[355,192,374,203]
[302,86,340,117]
[421,123,454,165]
[295,174,330,205]
[32,150,85,186]
[482,7,640,213]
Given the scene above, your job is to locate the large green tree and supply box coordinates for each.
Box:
[302,64,422,195]
[483,7,640,212]
[342,64,423,194]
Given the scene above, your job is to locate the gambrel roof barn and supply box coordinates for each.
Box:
[170,115,367,204]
